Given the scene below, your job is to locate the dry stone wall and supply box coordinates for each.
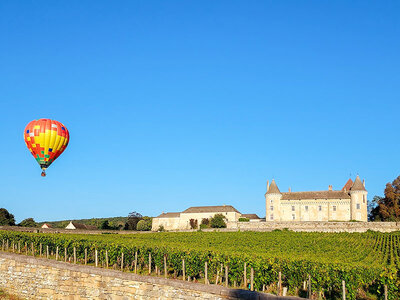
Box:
[0,252,299,300]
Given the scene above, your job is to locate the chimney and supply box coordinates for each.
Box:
[363,179,365,187]
[328,185,332,191]
[288,187,291,192]
[267,180,270,192]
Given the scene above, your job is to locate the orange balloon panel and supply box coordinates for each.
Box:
[23,119,69,170]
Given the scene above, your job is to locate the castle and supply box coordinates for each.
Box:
[265,175,368,222]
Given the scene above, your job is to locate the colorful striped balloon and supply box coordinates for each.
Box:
[24,119,70,177]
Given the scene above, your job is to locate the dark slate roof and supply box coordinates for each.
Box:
[241,214,261,219]
[156,212,181,218]
[266,179,281,194]
[281,190,351,200]
[182,205,241,214]
[351,175,366,191]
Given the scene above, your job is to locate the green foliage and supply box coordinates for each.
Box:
[210,214,227,228]
[136,217,152,231]
[0,208,15,226]
[238,217,250,222]
[100,220,111,230]
[38,217,127,229]
[158,225,165,232]
[1,230,400,299]
[199,224,208,230]
[18,218,37,227]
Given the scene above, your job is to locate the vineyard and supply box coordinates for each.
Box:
[0,230,399,299]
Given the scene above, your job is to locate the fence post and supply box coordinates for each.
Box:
[182,259,185,281]
[105,250,108,268]
[205,262,208,284]
[278,271,282,296]
[40,243,42,257]
[31,243,34,256]
[250,268,254,291]
[18,241,20,253]
[384,285,388,300]
[84,248,87,265]
[6,240,9,251]
[164,255,167,278]
[47,245,49,259]
[95,249,98,267]
[121,252,124,271]
[308,275,311,299]
[2,239,4,251]
[64,247,67,262]
[25,242,27,255]
[225,265,229,287]
[56,246,59,261]
[244,262,247,288]
[341,280,346,300]
[134,251,137,273]
[73,247,76,263]
[149,253,152,274]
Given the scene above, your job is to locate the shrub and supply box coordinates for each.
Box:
[199,224,208,230]
[158,225,165,232]
[210,214,227,228]
[201,218,210,226]
[238,217,250,222]
[189,219,198,229]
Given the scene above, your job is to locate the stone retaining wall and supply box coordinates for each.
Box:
[227,221,400,232]
[0,252,299,300]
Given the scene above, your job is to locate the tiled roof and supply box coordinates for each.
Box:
[281,190,351,200]
[342,178,353,191]
[156,212,181,218]
[182,205,241,214]
[241,214,260,219]
[266,179,281,194]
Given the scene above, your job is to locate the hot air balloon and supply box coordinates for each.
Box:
[23,119,70,177]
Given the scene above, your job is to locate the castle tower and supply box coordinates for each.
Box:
[349,175,368,221]
[265,179,282,221]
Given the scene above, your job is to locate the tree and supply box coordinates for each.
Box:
[210,214,227,228]
[189,219,198,229]
[19,218,37,227]
[368,176,400,221]
[100,220,111,230]
[124,211,143,230]
[137,217,152,231]
[0,208,15,226]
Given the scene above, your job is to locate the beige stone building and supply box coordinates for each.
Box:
[265,175,368,222]
[152,205,243,231]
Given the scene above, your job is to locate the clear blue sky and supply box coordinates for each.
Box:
[1,1,399,222]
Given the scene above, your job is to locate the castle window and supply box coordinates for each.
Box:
[305,206,308,211]
[318,206,322,211]
[333,206,337,211]
[270,214,274,220]
[292,214,295,220]
[363,195,366,203]
[292,206,295,211]
[270,206,274,211]
[357,204,360,209]
[270,199,273,204]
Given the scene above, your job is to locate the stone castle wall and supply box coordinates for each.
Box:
[0,251,298,300]
[227,221,400,232]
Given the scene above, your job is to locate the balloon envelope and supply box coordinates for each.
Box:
[24,119,70,172]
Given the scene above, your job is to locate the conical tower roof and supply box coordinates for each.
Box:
[266,179,281,194]
[350,175,366,192]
